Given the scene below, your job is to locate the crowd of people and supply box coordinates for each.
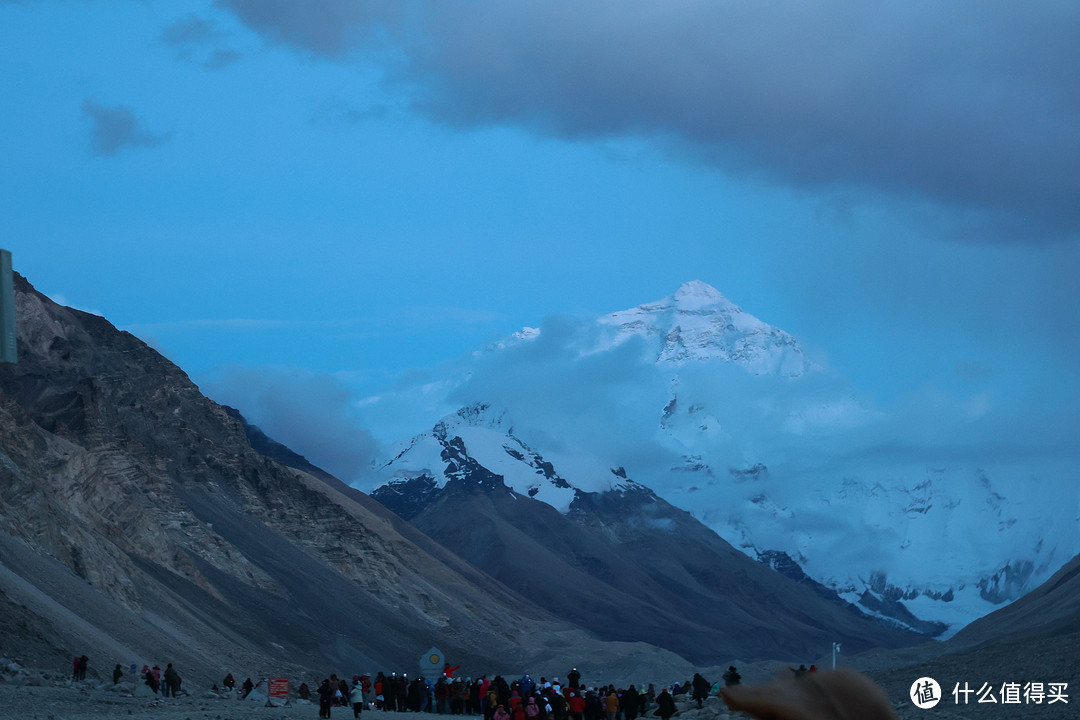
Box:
[73,656,189,698]
[67,647,888,720]
[78,652,771,718]
[296,664,751,719]
[126,662,187,697]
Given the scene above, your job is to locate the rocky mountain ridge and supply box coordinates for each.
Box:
[0,273,693,684]
[371,403,925,663]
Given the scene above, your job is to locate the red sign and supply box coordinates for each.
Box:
[269,679,290,698]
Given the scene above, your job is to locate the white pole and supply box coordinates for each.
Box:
[832,643,841,669]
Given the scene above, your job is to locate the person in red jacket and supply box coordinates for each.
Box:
[567,691,586,720]
[374,673,386,710]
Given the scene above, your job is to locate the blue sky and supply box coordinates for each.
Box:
[2,0,1078,482]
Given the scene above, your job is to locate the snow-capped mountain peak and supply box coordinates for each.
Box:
[670,279,737,310]
[359,281,1076,639]
[488,282,816,377]
[598,281,817,376]
[379,403,631,513]
[435,402,510,433]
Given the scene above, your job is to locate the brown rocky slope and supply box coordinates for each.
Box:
[373,464,924,664]
[0,273,693,685]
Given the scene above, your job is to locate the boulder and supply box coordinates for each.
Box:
[245,689,268,704]
[133,682,157,698]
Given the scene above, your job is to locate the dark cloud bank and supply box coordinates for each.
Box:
[218,0,1080,241]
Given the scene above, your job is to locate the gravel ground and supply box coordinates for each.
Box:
[1,630,1076,720]
[0,685,733,720]
[864,632,1080,719]
[0,682,317,720]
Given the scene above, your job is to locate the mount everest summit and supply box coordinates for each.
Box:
[597,279,815,375]
[360,280,1079,639]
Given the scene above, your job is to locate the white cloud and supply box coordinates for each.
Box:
[205,366,381,483]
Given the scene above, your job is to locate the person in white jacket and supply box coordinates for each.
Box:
[351,680,365,719]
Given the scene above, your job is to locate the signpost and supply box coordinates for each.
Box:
[269,678,290,699]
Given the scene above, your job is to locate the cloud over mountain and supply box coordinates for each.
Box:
[207,366,381,483]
